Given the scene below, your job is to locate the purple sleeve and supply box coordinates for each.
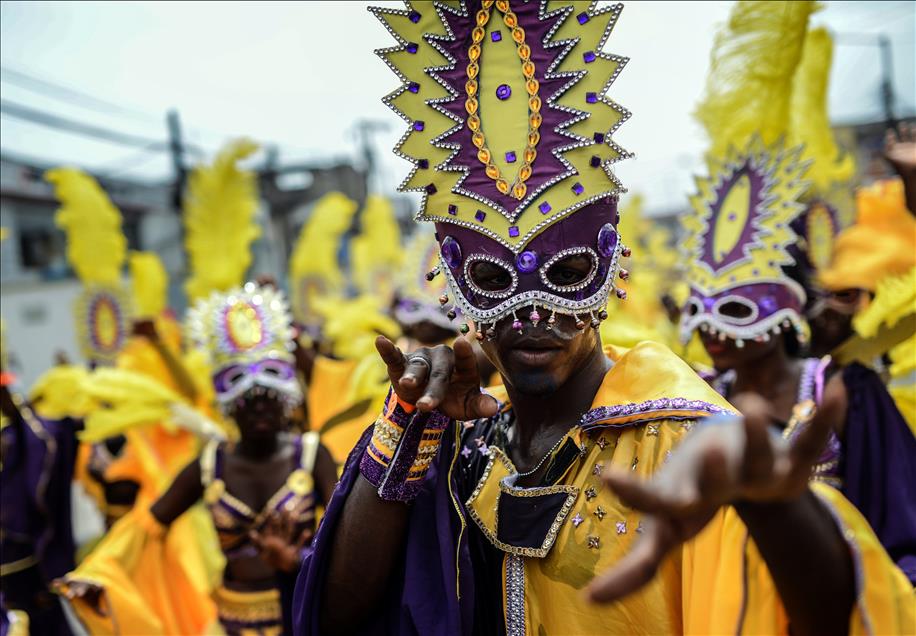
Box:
[841,363,916,583]
[292,421,473,636]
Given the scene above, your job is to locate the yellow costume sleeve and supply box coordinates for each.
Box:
[61,505,225,635]
[683,483,915,635]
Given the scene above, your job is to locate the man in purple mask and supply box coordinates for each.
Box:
[293,2,914,635]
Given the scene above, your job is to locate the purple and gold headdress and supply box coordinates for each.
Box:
[679,1,819,347]
[186,283,300,410]
[372,0,631,334]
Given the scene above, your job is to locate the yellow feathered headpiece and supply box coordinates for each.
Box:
[818,179,916,293]
[48,168,126,286]
[47,167,131,363]
[312,294,400,361]
[789,27,855,203]
[288,192,359,324]
[695,1,819,157]
[129,251,168,319]
[351,195,403,305]
[184,139,261,302]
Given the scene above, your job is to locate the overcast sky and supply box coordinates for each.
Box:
[1,1,913,214]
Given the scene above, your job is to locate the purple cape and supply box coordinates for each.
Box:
[293,423,476,636]
[841,363,916,583]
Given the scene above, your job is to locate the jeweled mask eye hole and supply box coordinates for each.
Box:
[544,253,595,288]
[717,300,754,319]
[685,298,702,317]
[468,260,515,293]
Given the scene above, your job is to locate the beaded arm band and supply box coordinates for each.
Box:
[359,388,450,502]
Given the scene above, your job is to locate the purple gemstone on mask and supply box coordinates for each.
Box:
[448,204,457,215]
[491,30,502,42]
[417,159,429,169]
[586,92,598,104]
[508,226,519,237]
[475,210,487,222]
[572,182,585,195]
[516,250,538,273]
[496,84,512,100]
[727,212,737,221]
[577,11,590,24]
[425,183,437,194]
[539,201,551,214]
[406,42,418,54]
[594,132,605,143]
[597,223,618,257]
[505,151,517,163]
[408,82,420,93]
[413,120,425,131]
[583,50,596,63]
[408,10,421,22]
[441,236,462,269]
[590,155,601,168]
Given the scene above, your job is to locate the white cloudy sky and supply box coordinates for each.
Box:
[1,1,913,214]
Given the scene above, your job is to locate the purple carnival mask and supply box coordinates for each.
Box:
[211,356,299,407]
[679,140,812,347]
[435,200,625,331]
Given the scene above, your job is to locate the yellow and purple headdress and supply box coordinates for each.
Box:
[372,0,631,335]
[48,168,131,364]
[186,283,300,410]
[679,1,818,347]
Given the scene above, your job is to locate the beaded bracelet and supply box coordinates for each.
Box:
[360,388,450,502]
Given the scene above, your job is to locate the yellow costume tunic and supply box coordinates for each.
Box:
[461,343,913,635]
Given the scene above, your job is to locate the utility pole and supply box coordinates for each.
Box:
[166,109,186,212]
[878,35,897,130]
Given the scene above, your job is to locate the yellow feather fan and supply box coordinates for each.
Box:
[351,195,403,304]
[47,168,126,286]
[28,365,95,420]
[184,139,261,302]
[312,294,400,361]
[78,367,186,443]
[789,27,855,195]
[288,192,359,323]
[129,251,168,319]
[695,1,818,157]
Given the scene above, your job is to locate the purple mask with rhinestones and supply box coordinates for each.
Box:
[435,200,622,327]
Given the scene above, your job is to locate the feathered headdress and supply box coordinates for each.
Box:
[47,168,131,363]
[351,195,404,305]
[288,192,359,324]
[129,251,168,319]
[680,1,815,346]
[184,139,261,302]
[373,0,631,334]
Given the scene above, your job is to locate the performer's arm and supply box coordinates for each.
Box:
[589,394,855,636]
[319,336,497,635]
[149,458,204,526]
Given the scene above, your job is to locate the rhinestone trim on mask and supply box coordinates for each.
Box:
[538,246,600,293]
[463,253,520,299]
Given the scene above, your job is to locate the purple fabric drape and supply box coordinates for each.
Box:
[293,423,475,636]
[841,363,916,583]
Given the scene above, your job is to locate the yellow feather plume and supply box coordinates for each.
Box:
[184,139,261,302]
[695,1,818,157]
[47,168,126,285]
[789,27,855,193]
[288,192,359,323]
[312,294,400,361]
[79,367,187,442]
[129,251,168,318]
[351,195,403,303]
[29,365,95,420]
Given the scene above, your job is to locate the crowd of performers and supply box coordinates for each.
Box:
[2,1,915,635]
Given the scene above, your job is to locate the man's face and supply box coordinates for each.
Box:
[807,289,861,357]
[481,310,601,395]
[230,389,287,442]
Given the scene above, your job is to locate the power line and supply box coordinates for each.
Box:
[0,65,160,124]
[0,99,203,155]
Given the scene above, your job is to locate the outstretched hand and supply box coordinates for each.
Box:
[587,393,834,603]
[375,335,498,421]
[884,123,916,179]
[250,510,313,573]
